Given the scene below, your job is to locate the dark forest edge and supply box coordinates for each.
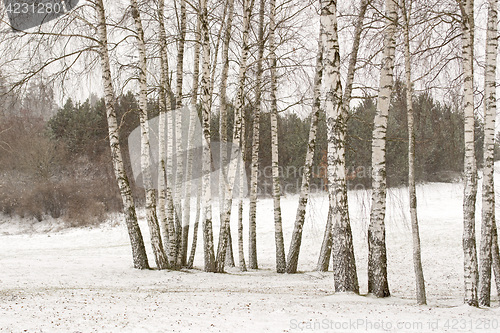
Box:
[0,80,498,226]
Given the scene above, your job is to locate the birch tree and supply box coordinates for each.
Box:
[457,0,479,307]
[175,0,187,110]
[173,0,189,267]
[269,0,286,274]
[94,0,149,270]
[248,0,266,270]
[316,0,369,273]
[200,0,216,272]
[182,8,202,267]
[130,0,169,270]
[479,0,498,307]
[321,0,358,292]
[402,0,426,305]
[286,34,323,274]
[368,0,397,298]
[218,0,236,269]
[214,0,253,273]
[157,0,178,269]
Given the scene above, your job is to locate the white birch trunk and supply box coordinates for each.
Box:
[317,0,368,272]
[479,0,498,307]
[157,0,178,269]
[130,0,169,270]
[200,0,216,272]
[181,12,202,267]
[173,0,188,268]
[368,0,396,297]
[218,0,236,269]
[248,0,266,270]
[214,0,253,273]
[402,0,426,305]
[459,0,479,307]
[238,149,247,271]
[321,0,358,293]
[95,0,149,270]
[187,181,202,269]
[175,0,186,110]
[269,0,286,274]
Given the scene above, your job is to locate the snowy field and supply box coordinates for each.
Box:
[1,176,500,332]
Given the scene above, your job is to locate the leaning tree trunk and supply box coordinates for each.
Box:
[368,0,396,298]
[402,0,426,305]
[187,181,202,269]
[479,0,498,308]
[459,0,479,307]
[248,0,266,270]
[316,0,368,271]
[317,206,333,271]
[200,0,216,272]
[95,0,149,270]
[130,0,168,270]
[321,0,359,293]
[214,0,253,273]
[286,34,323,274]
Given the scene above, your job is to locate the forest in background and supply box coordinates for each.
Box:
[1,78,498,225]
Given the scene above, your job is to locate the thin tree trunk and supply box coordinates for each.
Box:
[130,0,168,270]
[214,0,253,273]
[166,97,178,268]
[191,14,201,107]
[232,99,246,270]
[181,10,202,267]
[200,0,216,272]
[479,0,498,308]
[316,206,332,272]
[321,0,359,293]
[173,0,188,268]
[95,0,149,270]
[248,0,266,271]
[316,0,368,268]
[286,34,323,274]
[238,155,247,271]
[269,0,286,274]
[157,0,178,269]
[187,181,202,269]
[174,111,185,267]
[402,0,426,305]
[208,3,228,105]
[175,0,186,110]
[181,105,200,267]
[218,0,236,269]
[459,0,479,307]
[368,0,396,298]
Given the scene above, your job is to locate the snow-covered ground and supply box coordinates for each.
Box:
[1,175,500,332]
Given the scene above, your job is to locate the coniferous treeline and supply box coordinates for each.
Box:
[1,80,490,225]
[46,81,492,198]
